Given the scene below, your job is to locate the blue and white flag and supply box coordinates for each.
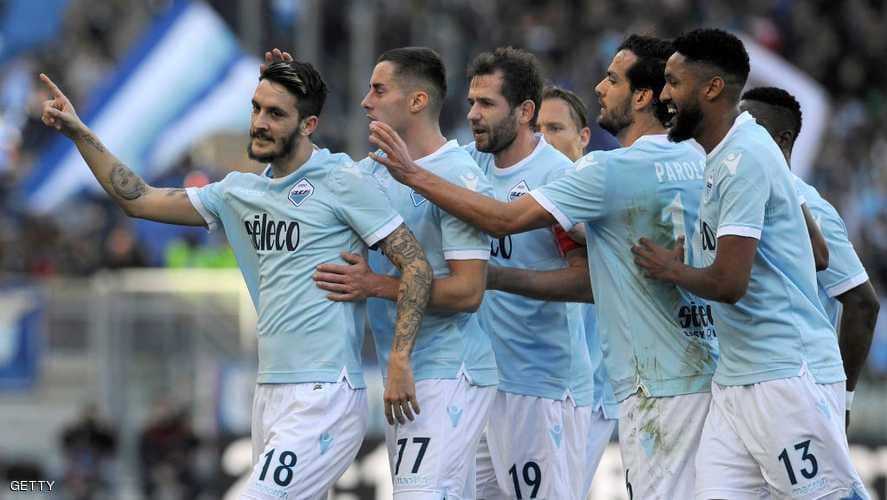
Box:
[23,0,259,213]
[0,286,41,390]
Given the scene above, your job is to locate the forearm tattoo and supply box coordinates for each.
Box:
[80,133,106,153]
[379,224,432,355]
[110,161,147,201]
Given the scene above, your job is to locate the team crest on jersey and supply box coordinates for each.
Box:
[289,178,315,207]
[410,190,427,207]
[508,180,530,202]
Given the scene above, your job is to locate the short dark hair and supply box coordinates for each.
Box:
[542,86,588,130]
[260,60,328,119]
[377,47,447,113]
[467,47,544,123]
[741,86,802,137]
[673,28,750,93]
[616,34,675,125]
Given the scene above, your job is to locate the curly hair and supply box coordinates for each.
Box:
[741,86,802,137]
[673,28,750,91]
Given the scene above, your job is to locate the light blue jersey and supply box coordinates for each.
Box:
[532,134,718,402]
[186,148,404,388]
[694,112,845,386]
[793,174,869,326]
[583,305,619,418]
[466,138,595,406]
[363,140,497,385]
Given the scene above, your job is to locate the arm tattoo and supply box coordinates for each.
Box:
[80,133,106,153]
[164,188,187,197]
[379,224,432,355]
[110,162,147,201]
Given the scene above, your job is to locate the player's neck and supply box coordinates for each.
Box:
[494,128,538,169]
[270,138,314,178]
[695,107,739,154]
[618,115,667,148]
[399,120,447,160]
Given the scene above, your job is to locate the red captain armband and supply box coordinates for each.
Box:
[552,224,580,256]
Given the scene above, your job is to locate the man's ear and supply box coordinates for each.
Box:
[703,76,726,102]
[633,88,654,111]
[579,126,591,150]
[518,100,537,126]
[409,91,430,114]
[300,115,319,136]
[776,129,795,150]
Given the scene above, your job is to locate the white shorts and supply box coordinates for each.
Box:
[475,391,594,500]
[581,409,617,497]
[696,370,870,500]
[619,390,710,500]
[243,382,368,500]
[384,376,495,500]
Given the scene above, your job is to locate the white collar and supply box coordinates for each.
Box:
[493,134,548,176]
[707,111,754,160]
[415,139,459,166]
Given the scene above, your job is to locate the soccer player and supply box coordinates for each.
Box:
[38,60,433,500]
[527,85,619,490]
[633,28,869,498]
[739,86,879,430]
[459,48,596,500]
[367,35,719,499]
[313,47,497,499]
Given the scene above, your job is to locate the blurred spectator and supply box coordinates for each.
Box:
[138,400,201,500]
[59,404,117,500]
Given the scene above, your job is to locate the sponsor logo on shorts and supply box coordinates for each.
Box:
[447,405,463,428]
[793,476,827,497]
[549,424,563,448]
[319,432,333,455]
[246,481,288,499]
[394,475,432,487]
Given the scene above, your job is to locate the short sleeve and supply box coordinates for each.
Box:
[715,150,767,239]
[186,176,229,232]
[530,152,608,231]
[330,162,404,247]
[439,165,491,261]
[816,206,869,297]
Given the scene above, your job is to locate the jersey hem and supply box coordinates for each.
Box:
[529,190,574,231]
[443,249,491,261]
[364,214,404,247]
[612,376,713,402]
[256,369,366,388]
[186,187,219,232]
[824,271,869,298]
[717,224,761,239]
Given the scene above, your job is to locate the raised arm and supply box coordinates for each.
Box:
[39,74,204,226]
[489,247,594,303]
[368,121,553,237]
[375,224,433,425]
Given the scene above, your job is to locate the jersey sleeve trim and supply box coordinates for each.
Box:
[529,190,575,231]
[824,271,869,298]
[717,224,761,240]
[364,215,405,247]
[443,249,490,261]
[186,187,219,232]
